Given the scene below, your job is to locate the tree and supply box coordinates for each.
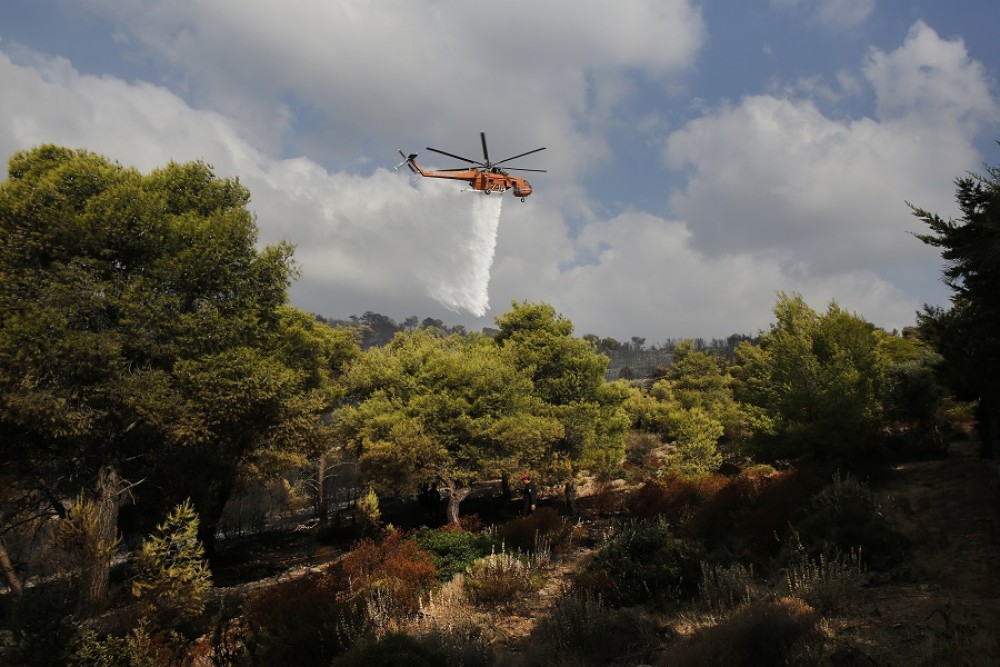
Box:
[662,339,746,444]
[911,159,1000,458]
[131,499,212,624]
[732,293,889,463]
[494,302,630,510]
[338,330,562,523]
[0,145,341,613]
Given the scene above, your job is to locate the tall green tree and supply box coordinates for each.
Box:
[338,330,562,523]
[494,302,630,510]
[732,293,888,463]
[911,159,1000,458]
[0,145,344,613]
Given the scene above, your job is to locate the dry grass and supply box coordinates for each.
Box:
[659,596,821,667]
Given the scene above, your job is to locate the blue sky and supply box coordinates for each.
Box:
[1,1,998,341]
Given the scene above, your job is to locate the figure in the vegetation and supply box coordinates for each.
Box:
[520,474,538,516]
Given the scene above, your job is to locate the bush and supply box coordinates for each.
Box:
[495,507,571,555]
[661,596,820,666]
[131,500,212,625]
[414,527,495,583]
[783,549,865,614]
[242,574,357,666]
[788,474,908,569]
[462,548,540,611]
[584,519,701,610]
[523,587,659,667]
[338,531,438,611]
[696,560,761,613]
[625,476,700,523]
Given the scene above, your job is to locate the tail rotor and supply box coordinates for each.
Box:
[395,149,418,173]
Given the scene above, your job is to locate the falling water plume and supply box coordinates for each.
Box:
[428,194,503,316]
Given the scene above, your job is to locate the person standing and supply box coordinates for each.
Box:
[520,474,537,516]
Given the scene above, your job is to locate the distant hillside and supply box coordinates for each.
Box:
[603,348,674,380]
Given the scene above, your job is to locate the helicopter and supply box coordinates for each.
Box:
[396,132,546,201]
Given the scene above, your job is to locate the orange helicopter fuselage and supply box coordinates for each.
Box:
[410,160,533,198]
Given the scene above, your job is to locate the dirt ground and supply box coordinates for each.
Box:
[203,440,1000,665]
[838,439,1000,665]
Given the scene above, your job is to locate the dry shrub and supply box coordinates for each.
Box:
[242,574,357,666]
[495,506,571,555]
[783,549,865,614]
[462,548,540,611]
[696,560,762,613]
[716,467,827,568]
[585,480,627,515]
[338,531,438,612]
[523,587,659,667]
[659,596,820,667]
[625,475,700,523]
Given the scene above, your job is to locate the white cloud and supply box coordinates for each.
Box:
[1,12,995,341]
[864,20,998,127]
[79,0,706,180]
[661,21,995,326]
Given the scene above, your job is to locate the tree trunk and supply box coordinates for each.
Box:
[500,473,512,507]
[77,465,121,618]
[196,476,233,563]
[564,481,578,515]
[445,486,471,525]
[317,453,329,526]
[0,539,23,601]
[437,475,470,525]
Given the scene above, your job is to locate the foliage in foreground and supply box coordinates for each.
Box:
[131,499,212,624]
[582,519,702,610]
[414,526,495,583]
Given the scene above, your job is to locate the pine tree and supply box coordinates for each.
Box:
[131,499,212,621]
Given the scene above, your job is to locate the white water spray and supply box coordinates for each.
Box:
[427,194,503,316]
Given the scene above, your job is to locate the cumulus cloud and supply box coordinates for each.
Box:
[79,0,706,180]
[660,21,994,330]
[0,50,535,321]
[1,10,996,341]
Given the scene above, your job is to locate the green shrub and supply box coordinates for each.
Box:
[131,499,212,624]
[66,626,163,667]
[462,548,540,611]
[788,474,907,569]
[414,526,495,583]
[585,519,701,610]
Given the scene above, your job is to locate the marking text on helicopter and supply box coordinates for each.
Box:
[396,132,546,202]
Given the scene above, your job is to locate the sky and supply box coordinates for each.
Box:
[1,1,998,342]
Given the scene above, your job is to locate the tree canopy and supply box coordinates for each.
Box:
[911,158,1000,457]
[0,145,356,611]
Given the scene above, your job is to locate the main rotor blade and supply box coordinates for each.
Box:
[505,167,547,173]
[493,146,546,166]
[426,146,483,166]
[480,132,490,164]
